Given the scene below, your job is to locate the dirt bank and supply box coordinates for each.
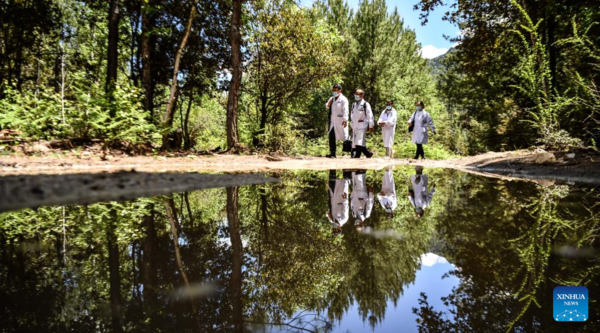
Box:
[1,143,599,184]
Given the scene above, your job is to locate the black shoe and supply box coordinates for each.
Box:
[366,152,373,158]
[326,154,336,159]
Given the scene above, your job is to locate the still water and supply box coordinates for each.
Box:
[1,166,599,332]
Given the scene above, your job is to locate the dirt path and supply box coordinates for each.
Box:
[2,148,599,184]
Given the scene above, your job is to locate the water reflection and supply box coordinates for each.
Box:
[0,167,599,332]
[408,166,436,218]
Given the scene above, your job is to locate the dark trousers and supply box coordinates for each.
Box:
[353,145,372,158]
[328,129,337,156]
[415,144,425,159]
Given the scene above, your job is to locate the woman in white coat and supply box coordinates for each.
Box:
[408,166,436,218]
[326,170,350,234]
[377,99,397,158]
[377,167,397,217]
[408,101,436,159]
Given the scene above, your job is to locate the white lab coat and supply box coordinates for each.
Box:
[409,110,436,145]
[378,108,397,148]
[351,99,374,148]
[377,169,397,212]
[326,178,350,228]
[409,174,436,209]
[351,172,374,221]
[325,94,349,141]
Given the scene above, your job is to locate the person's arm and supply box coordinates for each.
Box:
[378,111,385,126]
[366,192,375,217]
[325,97,333,109]
[388,110,397,127]
[343,98,349,123]
[427,112,436,134]
[367,103,374,129]
[408,112,415,125]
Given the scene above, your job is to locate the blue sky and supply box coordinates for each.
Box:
[299,0,459,59]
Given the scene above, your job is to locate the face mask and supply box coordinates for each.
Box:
[354,95,360,101]
[386,105,392,110]
[416,106,422,111]
[332,92,339,97]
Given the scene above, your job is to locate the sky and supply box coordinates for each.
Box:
[299,0,459,59]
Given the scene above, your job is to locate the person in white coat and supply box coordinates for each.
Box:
[377,99,398,158]
[326,170,350,234]
[408,166,436,218]
[350,89,374,158]
[325,83,349,158]
[377,167,397,217]
[351,171,374,230]
[408,101,436,159]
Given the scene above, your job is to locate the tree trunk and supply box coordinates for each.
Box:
[107,208,123,333]
[161,0,198,150]
[227,187,244,332]
[183,93,193,150]
[253,95,268,147]
[141,208,157,329]
[106,0,121,118]
[226,0,243,150]
[141,1,156,119]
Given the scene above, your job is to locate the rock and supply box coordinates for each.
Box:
[265,155,283,162]
[26,143,51,153]
[81,151,92,159]
[566,153,575,159]
[186,155,197,159]
[533,152,556,164]
[535,179,555,187]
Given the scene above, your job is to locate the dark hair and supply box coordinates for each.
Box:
[387,99,394,104]
[416,101,425,108]
[333,83,342,91]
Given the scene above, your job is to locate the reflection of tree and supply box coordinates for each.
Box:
[227,186,245,332]
[413,177,600,332]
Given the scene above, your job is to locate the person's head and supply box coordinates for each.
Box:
[354,219,365,231]
[408,189,414,198]
[415,166,424,175]
[386,99,394,110]
[354,89,365,101]
[415,207,424,218]
[332,84,342,97]
[415,101,425,111]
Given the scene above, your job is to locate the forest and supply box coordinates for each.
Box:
[2,0,598,158]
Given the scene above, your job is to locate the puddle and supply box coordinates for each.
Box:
[0,166,598,332]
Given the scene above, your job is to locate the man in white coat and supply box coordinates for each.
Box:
[408,166,436,218]
[377,99,398,158]
[351,170,374,230]
[408,101,436,159]
[377,167,397,217]
[326,170,350,234]
[350,89,374,158]
[325,84,349,158]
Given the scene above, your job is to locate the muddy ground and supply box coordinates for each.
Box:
[1,141,599,185]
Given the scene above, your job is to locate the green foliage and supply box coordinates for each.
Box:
[0,79,158,145]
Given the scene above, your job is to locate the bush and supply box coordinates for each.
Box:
[0,78,158,145]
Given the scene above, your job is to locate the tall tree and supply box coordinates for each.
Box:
[106,0,121,118]
[226,0,243,150]
[161,0,199,150]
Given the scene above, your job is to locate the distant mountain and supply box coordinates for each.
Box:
[428,47,455,77]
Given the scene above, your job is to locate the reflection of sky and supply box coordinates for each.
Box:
[335,255,458,333]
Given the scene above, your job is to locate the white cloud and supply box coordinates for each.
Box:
[420,253,449,267]
[420,45,449,59]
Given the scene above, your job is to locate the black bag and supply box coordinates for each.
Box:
[343,139,352,153]
[408,112,416,132]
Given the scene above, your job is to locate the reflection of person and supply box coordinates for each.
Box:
[351,171,374,231]
[325,84,349,158]
[377,99,397,158]
[408,166,436,218]
[408,101,436,160]
[377,167,397,217]
[350,89,374,158]
[326,170,350,234]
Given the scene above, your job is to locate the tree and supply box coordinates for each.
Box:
[106,0,121,118]
[226,0,243,150]
[246,0,342,148]
[161,0,199,150]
